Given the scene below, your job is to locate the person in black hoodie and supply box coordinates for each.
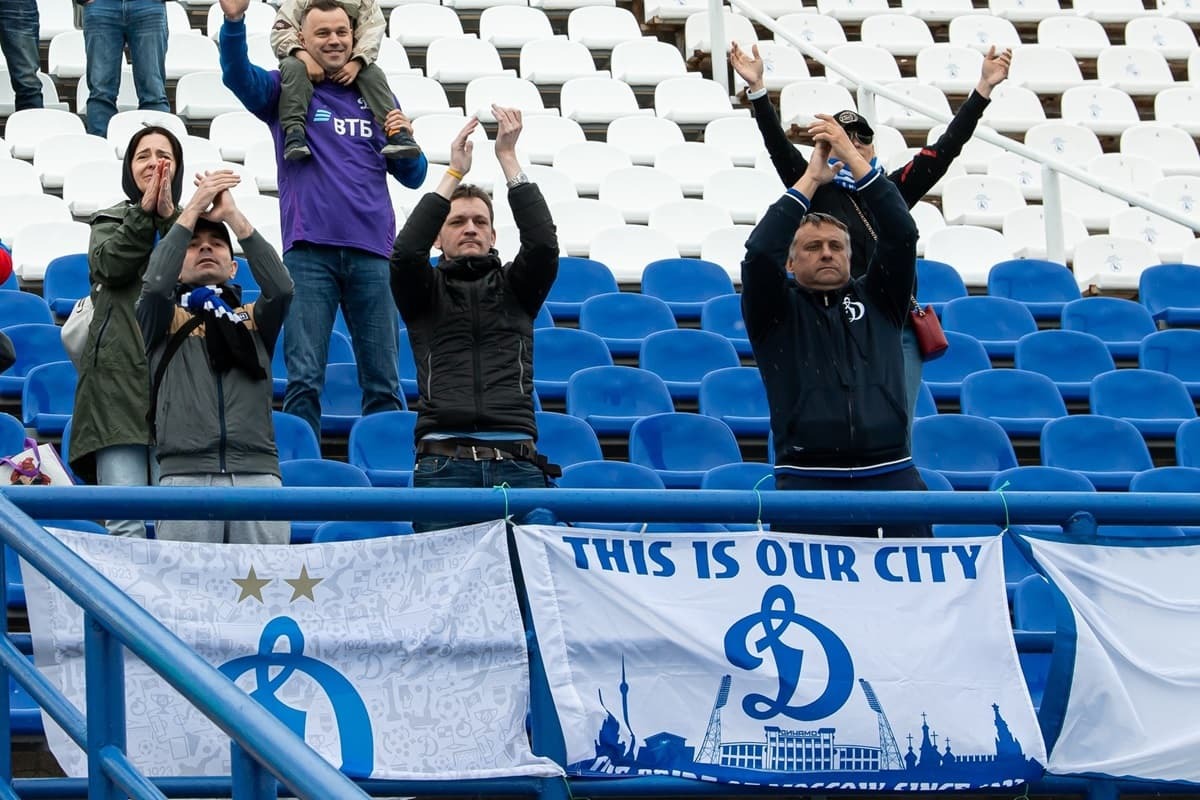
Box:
[731,42,1011,418]
[743,115,929,538]
[390,107,559,532]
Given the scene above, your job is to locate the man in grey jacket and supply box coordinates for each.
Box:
[138,171,294,544]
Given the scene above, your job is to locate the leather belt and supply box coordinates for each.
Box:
[415,438,562,478]
[416,439,536,462]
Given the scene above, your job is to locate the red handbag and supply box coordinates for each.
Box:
[910,298,949,361]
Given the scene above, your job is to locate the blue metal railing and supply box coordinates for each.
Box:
[1,485,1199,799]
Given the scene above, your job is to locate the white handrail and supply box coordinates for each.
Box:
[723,0,1200,265]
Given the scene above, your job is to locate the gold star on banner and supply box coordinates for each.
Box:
[233,566,271,603]
[285,565,322,602]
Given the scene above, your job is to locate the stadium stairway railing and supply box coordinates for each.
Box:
[3,486,1200,799]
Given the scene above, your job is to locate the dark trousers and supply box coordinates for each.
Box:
[775,465,931,538]
[278,57,397,133]
[412,454,552,533]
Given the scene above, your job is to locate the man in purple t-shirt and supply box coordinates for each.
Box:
[218,0,428,441]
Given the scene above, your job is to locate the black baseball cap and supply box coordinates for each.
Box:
[833,110,875,144]
[193,217,234,254]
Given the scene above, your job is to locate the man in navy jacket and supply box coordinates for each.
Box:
[742,115,929,538]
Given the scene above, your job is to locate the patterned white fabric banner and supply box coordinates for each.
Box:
[25,522,563,780]
[515,525,1046,791]
[1019,532,1200,783]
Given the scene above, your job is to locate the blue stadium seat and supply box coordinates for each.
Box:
[558,460,665,490]
[1096,525,1186,538]
[698,366,769,436]
[0,269,16,291]
[0,412,25,457]
[941,296,1037,359]
[272,329,354,401]
[1041,415,1152,490]
[912,415,1018,489]
[534,411,603,469]
[1177,418,1200,468]
[960,369,1067,438]
[10,672,43,736]
[922,331,991,402]
[21,361,76,436]
[641,258,735,320]
[280,458,372,543]
[0,324,69,398]
[916,258,968,315]
[700,293,751,358]
[332,307,350,339]
[319,363,368,436]
[347,411,416,487]
[397,328,418,403]
[1130,466,1200,493]
[534,303,555,329]
[1011,574,1054,711]
[639,329,739,402]
[1139,329,1200,399]
[1061,297,1157,360]
[566,365,674,436]
[1091,369,1196,438]
[273,410,321,461]
[312,520,414,542]
[533,328,612,402]
[932,524,1037,588]
[0,292,54,327]
[1139,263,1200,326]
[987,259,1080,321]
[232,256,261,302]
[544,257,617,321]
[915,381,937,418]
[628,412,742,489]
[990,465,1096,493]
[40,253,90,319]
[1015,329,1115,403]
[917,467,955,491]
[700,461,775,490]
[579,293,676,357]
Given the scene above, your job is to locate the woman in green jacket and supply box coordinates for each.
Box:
[69,126,183,537]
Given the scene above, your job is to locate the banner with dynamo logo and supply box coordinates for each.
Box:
[1016,530,1200,784]
[25,522,563,780]
[515,526,1045,790]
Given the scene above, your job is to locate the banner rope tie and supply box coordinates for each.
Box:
[994,479,1011,534]
[752,473,772,532]
[493,482,512,523]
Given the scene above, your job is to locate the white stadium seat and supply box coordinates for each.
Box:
[33,134,115,190]
[654,142,734,196]
[520,38,607,86]
[606,116,686,166]
[1071,234,1160,291]
[648,199,734,258]
[599,166,684,224]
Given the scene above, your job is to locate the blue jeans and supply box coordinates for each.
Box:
[283,243,402,440]
[82,0,168,136]
[902,324,923,424]
[412,454,551,533]
[0,0,43,111]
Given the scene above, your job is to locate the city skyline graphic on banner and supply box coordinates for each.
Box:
[567,584,1044,790]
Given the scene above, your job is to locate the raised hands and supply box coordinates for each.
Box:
[978,46,1012,97]
[140,159,176,218]
[730,42,765,93]
[804,139,841,187]
[449,116,478,177]
[331,59,362,86]
[218,0,250,22]
[492,105,522,159]
[178,170,242,230]
[808,113,866,176]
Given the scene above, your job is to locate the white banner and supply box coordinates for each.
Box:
[515,526,1045,790]
[1019,532,1200,783]
[25,522,563,781]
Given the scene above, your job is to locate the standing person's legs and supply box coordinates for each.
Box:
[227,474,289,544]
[340,248,403,417]
[155,474,225,543]
[82,0,126,136]
[94,444,151,538]
[282,244,341,441]
[125,0,169,113]
[411,456,487,533]
[0,0,44,111]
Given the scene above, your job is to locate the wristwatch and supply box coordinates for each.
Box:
[506,172,530,190]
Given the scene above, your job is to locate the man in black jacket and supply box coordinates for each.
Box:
[731,42,1011,417]
[743,116,929,538]
[391,106,559,532]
